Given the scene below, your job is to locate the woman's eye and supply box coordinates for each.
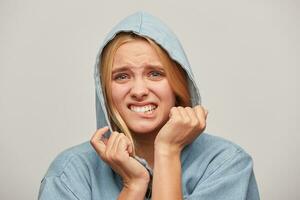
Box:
[149,71,163,77]
[114,73,129,80]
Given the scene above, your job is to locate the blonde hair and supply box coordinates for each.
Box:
[100,32,191,154]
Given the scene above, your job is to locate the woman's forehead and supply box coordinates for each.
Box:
[115,40,156,57]
[112,40,163,70]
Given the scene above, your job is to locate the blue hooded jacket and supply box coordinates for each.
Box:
[38,11,260,200]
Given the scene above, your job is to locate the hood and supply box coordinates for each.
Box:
[94,11,202,131]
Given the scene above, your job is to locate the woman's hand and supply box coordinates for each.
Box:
[154,105,208,155]
[90,127,150,193]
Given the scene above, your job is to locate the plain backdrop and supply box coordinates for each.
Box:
[1,0,299,199]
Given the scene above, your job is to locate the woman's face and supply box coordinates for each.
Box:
[111,39,176,135]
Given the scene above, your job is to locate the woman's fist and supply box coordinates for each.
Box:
[155,105,208,155]
[90,127,150,190]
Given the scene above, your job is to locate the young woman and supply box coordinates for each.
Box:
[38,12,260,200]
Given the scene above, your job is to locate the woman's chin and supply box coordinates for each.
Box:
[131,128,155,135]
[129,124,159,135]
[126,116,168,136]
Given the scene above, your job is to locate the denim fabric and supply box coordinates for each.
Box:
[38,11,260,200]
[38,134,260,199]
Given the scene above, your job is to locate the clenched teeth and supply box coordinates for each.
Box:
[130,104,157,113]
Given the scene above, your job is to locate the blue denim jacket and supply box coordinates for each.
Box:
[38,11,260,200]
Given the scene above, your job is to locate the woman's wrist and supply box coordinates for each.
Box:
[154,141,182,157]
[118,179,149,200]
[123,177,150,192]
[152,143,183,200]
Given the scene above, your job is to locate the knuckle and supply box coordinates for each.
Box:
[194,105,202,111]
[185,107,193,111]
[112,131,118,136]
[171,107,177,112]
[119,132,126,138]
[197,105,203,109]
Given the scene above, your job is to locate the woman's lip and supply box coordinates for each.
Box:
[127,102,157,108]
[128,106,158,118]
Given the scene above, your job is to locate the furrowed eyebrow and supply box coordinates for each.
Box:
[112,67,130,74]
[112,65,164,74]
[146,65,165,71]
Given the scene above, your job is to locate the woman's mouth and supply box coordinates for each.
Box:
[129,104,157,114]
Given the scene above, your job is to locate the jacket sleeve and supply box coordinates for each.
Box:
[38,155,92,200]
[38,176,80,200]
[185,149,260,200]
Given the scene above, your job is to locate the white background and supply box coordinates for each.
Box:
[1,0,299,199]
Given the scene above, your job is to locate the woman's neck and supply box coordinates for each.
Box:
[133,132,157,169]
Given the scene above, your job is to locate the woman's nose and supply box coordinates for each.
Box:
[130,79,149,100]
